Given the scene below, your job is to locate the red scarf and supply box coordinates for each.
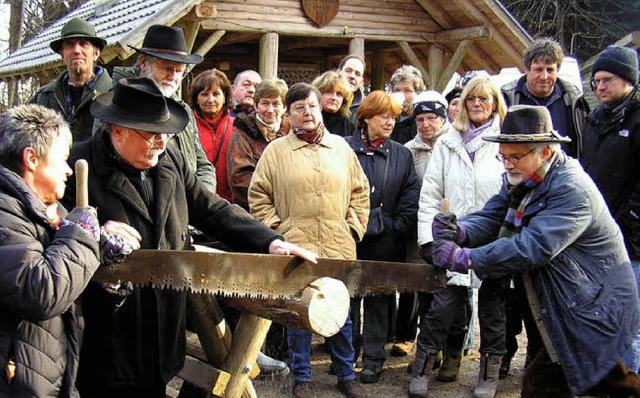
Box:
[293,122,325,144]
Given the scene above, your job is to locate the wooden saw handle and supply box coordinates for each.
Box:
[75,159,89,208]
[440,198,450,214]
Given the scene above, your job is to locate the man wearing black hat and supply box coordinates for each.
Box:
[30,17,111,143]
[61,77,317,397]
[501,38,588,158]
[581,45,640,373]
[427,104,640,398]
[110,24,216,193]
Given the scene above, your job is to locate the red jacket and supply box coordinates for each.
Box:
[194,109,234,201]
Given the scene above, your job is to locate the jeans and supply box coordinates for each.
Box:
[622,259,640,372]
[288,308,356,382]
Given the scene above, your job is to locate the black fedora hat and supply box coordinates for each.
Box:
[483,105,571,144]
[91,77,189,135]
[50,17,107,53]
[129,25,203,65]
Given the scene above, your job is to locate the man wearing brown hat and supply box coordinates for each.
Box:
[30,17,111,143]
[111,24,216,193]
[426,104,640,398]
[61,77,317,398]
[581,45,640,374]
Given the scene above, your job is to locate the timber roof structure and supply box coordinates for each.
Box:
[0,0,533,92]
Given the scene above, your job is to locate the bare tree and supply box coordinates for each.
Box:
[500,0,640,62]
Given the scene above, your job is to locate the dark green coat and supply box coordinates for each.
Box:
[62,130,279,393]
[29,67,112,143]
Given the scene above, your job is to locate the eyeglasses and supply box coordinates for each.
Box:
[374,114,396,123]
[590,76,619,91]
[290,103,319,114]
[464,96,491,104]
[131,128,169,145]
[495,148,535,165]
[415,115,440,124]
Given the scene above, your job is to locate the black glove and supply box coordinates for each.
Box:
[100,228,133,265]
[420,243,434,264]
[62,207,100,241]
[100,281,134,313]
[433,213,467,244]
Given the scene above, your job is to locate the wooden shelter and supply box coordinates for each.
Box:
[0,0,532,93]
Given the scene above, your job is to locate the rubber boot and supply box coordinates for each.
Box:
[408,348,437,398]
[472,354,502,398]
[437,347,463,382]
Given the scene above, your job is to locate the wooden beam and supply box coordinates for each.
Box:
[450,0,524,66]
[428,26,491,42]
[259,32,279,79]
[435,39,473,92]
[349,38,365,59]
[414,0,455,30]
[195,1,217,18]
[176,16,200,53]
[195,30,226,57]
[398,41,430,87]
[177,356,230,397]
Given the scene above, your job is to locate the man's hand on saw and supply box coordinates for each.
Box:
[269,239,318,264]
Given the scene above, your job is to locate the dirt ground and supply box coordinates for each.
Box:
[251,329,527,398]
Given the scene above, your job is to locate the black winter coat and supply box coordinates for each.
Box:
[345,131,419,262]
[0,165,100,397]
[62,130,280,393]
[581,86,640,258]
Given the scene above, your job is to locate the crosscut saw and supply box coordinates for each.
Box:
[92,250,447,299]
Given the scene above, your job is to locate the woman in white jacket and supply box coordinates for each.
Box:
[409,76,507,398]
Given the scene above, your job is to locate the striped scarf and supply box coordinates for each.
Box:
[293,122,325,144]
[498,152,557,238]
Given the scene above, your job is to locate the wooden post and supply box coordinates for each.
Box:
[435,39,473,92]
[221,314,271,398]
[398,41,430,87]
[428,46,444,90]
[370,51,385,91]
[259,32,279,79]
[225,277,350,337]
[349,38,365,60]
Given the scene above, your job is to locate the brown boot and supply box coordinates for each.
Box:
[603,360,640,398]
[337,379,367,398]
[293,381,316,398]
[473,354,502,398]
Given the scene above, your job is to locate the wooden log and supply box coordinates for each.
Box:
[225,277,350,337]
[398,41,430,86]
[371,51,385,91]
[349,38,365,60]
[435,39,473,92]
[428,46,444,90]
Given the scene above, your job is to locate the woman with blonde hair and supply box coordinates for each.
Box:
[312,71,355,136]
[409,76,508,398]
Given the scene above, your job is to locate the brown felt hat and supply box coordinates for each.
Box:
[483,105,571,144]
[50,17,107,53]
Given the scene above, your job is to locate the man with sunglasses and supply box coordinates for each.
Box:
[429,104,640,398]
[501,38,588,158]
[581,45,640,373]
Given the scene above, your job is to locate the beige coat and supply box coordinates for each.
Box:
[249,132,370,260]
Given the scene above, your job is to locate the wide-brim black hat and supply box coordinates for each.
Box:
[91,77,188,134]
[50,17,107,53]
[129,25,203,65]
[483,105,571,144]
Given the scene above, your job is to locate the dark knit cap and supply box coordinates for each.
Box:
[445,87,463,104]
[592,46,639,86]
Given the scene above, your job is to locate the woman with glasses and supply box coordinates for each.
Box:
[189,69,234,201]
[409,76,507,398]
[344,91,420,384]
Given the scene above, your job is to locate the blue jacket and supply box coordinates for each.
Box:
[345,131,419,262]
[462,153,638,395]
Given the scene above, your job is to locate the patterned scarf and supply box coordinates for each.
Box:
[293,122,325,144]
[498,152,557,238]
[360,128,385,150]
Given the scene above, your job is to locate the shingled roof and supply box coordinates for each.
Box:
[0,0,202,80]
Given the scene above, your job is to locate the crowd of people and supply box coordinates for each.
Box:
[1,16,639,398]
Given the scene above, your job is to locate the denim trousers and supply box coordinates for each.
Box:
[622,259,640,372]
[288,308,356,382]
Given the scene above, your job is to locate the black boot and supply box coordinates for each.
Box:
[499,356,512,379]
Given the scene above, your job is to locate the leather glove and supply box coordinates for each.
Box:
[433,213,467,244]
[432,239,473,274]
[100,228,134,265]
[420,243,434,264]
[61,207,100,241]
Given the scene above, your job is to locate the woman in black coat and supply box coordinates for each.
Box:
[313,71,356,137]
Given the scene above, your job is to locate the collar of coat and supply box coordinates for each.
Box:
[286,128,338,150]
